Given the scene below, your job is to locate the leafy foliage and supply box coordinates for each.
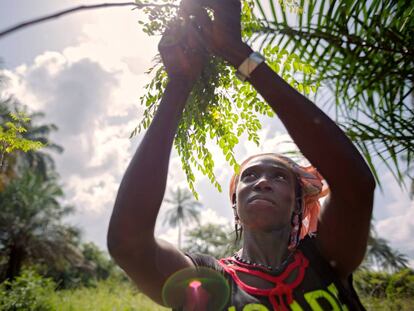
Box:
[0,112,44,169]
[44,242,122,289]
[0,98,63,191]
[354,268,414,300]
[252,0,414,190]
[132,0,318,197]
[0,268,55,311]
[183,223,241,258]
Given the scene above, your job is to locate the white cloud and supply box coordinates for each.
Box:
[0,7,161,249]
[376,195,414,266]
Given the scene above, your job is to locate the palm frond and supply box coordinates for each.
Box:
[251,0,414,187]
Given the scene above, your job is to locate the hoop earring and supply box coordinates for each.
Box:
[233,203,242,241]
[288,197,303,251]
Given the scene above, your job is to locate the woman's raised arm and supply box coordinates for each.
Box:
[107,22,206,304]
[187,0,376,280]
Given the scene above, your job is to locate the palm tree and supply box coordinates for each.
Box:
[163,187,202,249]
[0,170,83,281]
[362,227,409,273]
[250,0,413,190]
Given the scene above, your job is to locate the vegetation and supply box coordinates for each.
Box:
[0,0,413,309]
[134,0,414,197]
[251,0,414,191]
[1,266,413,311]
[0,268,55,311]
[183,223,241,258]
[134,0,319,197]
[0,112,44,170]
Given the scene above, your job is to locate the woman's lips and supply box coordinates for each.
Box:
[248,196,276,206]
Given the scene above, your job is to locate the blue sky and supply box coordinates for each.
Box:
[1,0,413,267]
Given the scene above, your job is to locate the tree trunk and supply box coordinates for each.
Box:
[4,244,24,281]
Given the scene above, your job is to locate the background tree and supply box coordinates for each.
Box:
[0,171,83,281]
[251,0,414,191]
[363,229,409,273]
[45,241,122,289]
[163,187,202,248]
[183,223,241,258]
[0,97,62,187]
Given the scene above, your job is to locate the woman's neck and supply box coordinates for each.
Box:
[240,226,292,268]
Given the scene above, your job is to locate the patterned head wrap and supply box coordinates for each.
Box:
[229,153,330,249]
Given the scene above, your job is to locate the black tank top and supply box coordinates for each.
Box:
[176,236,366,311]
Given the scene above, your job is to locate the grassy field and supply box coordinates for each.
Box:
[47,280,414,311]
[47,279,169,311]
[4,276,407,311]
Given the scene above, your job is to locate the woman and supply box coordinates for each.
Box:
[107,0,376,310]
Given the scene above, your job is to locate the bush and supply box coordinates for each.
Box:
[386,269,414,300]
[354,269,390,298]
[354,268,414,300]
[0,268,55,311]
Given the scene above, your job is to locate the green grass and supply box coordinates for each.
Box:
[361,297,414,311]
[47,279,170,311]
[44,278,414,311]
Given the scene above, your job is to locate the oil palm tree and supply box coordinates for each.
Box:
[163,187,202,249]
[0,170,83,281]
[362,227,409,272]
[250,0,414,190]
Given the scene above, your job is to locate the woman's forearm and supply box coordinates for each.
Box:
[108,79,193,253]
[235,46,375,192]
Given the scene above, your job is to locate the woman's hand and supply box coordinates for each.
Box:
[181,0,253,67]
[159,18,207,84]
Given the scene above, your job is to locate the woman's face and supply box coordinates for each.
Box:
[235,155,297,232]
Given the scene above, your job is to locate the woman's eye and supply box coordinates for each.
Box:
[243,172,257,179]
[273,174,287,181]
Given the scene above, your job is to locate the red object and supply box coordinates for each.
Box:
[218,251,309,311]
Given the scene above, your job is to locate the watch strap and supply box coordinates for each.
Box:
[236,52,265,81]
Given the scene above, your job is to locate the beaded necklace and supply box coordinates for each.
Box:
[232,250,296,273]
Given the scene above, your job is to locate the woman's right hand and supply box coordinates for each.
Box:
[158,18,207,84]
[181,0,253,68]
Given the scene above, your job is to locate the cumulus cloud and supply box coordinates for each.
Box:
[375,173,414,265]
[0,6,160,249]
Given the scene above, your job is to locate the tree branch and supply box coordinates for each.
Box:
[0,2,178,39]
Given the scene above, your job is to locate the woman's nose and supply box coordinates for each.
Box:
[253,177,272,191]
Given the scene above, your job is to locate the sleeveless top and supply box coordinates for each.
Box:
[176,236,366,311]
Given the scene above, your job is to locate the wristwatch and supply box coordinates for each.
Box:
[235,52,265,82]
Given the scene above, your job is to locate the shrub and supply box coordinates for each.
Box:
[386,269,414,300]
[0,268,55,310]
[354,269,390,298]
